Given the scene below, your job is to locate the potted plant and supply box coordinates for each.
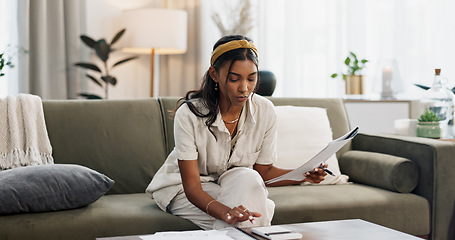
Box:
[331,51,368,95]
[0,52,14,77]
[74,29,138,99]
[416,109,441,139]
[0,45,28,77]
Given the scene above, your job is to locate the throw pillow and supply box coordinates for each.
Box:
[0,164,114,215]
[275,105,349,184]
[339,150,419,193]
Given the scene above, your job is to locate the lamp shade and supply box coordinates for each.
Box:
[121,8,187,54]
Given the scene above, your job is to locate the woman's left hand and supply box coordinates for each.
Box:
[304,163,327,183]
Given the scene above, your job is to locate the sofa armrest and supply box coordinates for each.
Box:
[351,133,455,240]
[339,150,419,193]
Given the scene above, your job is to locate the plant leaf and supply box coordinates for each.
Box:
[101,75,110,83]
[101,75,117,85]
[79,93,103,99]
[414,84,430,91]
[94,39,110,62]
[344,57,350,66]
[86,74,103,87]
[80,35,97,49]
[361,59,368,64]
[112,56,138,68]
[111,29,126,45]
[331,73,338,78]
[349,51,357,59]
[111,77,117,86]
[74,62,102,72]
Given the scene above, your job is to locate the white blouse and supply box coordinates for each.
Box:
[146,94,277,211]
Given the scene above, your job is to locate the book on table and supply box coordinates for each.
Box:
[250,225,302,240]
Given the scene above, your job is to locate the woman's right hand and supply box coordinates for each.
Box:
[222,205,262,224]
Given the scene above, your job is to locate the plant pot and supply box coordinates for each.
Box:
[346,75,363,95]
[416,122,441,139]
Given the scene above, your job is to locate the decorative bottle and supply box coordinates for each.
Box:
[419,69,455,138]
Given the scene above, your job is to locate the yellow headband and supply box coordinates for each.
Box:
[210,40,258,66]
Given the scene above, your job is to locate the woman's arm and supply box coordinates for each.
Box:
[253,163,326,187]
[178,160,261,224]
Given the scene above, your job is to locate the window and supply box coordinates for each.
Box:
[0,0,19,98]
[254,0,455,98]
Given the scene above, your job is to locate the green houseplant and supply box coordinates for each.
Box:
[418,109,441,122]
[75,29,138,99]
[0,52,14,77]
[331,51,368,95]
[0,45,28,77]
[417,109,441,139]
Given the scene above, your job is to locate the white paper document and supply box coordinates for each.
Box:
[139,227,254,240]
[265,126,359,185]
[140,230,233,240]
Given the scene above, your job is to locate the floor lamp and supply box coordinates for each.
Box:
[121,8,187,97]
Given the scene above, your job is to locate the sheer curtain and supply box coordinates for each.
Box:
[0,0,85,99]
[255,0,455,98]
[0,0,19,98]
[17,0,85,99]
[159,0,206,97]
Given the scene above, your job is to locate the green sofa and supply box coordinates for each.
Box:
[1,97,454,240]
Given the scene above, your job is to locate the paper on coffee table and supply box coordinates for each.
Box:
[140,229,233,240]
[265,127,359,185]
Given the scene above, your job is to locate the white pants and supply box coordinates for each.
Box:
[168,167,275,230]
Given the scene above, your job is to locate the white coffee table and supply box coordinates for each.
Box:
[97,219,424,240]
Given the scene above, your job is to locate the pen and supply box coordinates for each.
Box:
[266,231,293,235]
[319,167,335,176]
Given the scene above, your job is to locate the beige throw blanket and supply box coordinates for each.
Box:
[0,94,54,170]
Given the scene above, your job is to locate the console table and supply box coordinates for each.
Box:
[343,99,420,134]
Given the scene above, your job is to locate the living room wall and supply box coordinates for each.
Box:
[84,0,455,100]
[2,0,455,100]
[84,0,152,99]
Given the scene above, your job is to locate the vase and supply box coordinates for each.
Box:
[372,59,404,99]
[416,122,441,139]
[346,75,363,95]
[257,70,277,96]
[419,69,454,126]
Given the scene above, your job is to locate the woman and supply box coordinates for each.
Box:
[146,35,326,230]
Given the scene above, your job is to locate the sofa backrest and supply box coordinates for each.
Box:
[42,99,167,194]
[42,97,351,195]
[160,96,351,158]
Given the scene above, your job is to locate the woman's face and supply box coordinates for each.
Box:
[211,59,258,108]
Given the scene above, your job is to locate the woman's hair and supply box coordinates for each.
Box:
[177,35,259,138]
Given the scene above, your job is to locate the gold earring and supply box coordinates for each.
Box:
[214,82,219,91]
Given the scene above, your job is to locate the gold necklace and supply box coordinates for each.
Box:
[223,118,239,124]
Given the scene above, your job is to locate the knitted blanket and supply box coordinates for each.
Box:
[0,94,54,170]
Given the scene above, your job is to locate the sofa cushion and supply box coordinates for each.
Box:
[268,184,430,236]
[268,97,351,159]
[274,105,348,184]
[0,194,198,240]
[0,164,114,215]
[339,150,419,193]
